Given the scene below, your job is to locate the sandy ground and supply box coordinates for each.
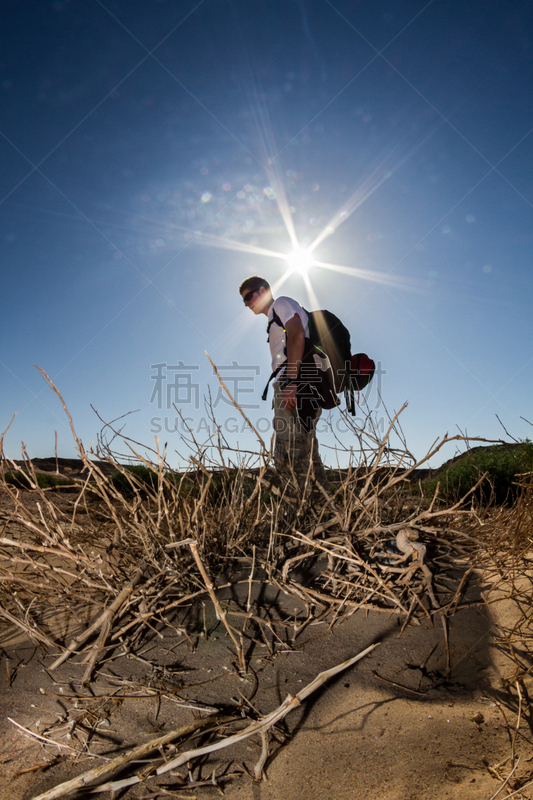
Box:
[1,574,530,800]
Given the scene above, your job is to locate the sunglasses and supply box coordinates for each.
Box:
[242,289,258,303]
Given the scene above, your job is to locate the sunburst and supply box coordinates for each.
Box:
[178,143,425,304]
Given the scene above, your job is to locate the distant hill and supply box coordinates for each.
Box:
[4,457,118,480]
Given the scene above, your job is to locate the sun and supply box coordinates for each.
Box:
[286,246,314,275]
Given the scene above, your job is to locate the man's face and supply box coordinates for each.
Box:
[241,285,269,314]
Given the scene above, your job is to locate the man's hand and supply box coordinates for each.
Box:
[281,383,298,410]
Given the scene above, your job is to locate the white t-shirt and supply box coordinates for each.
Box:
[267,296,309,374]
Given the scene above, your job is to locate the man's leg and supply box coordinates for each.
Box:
[273,384,326,484]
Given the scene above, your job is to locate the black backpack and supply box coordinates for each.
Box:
[305,309,375,414]
[265,307,375,415]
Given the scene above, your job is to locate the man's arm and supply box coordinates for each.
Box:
[281,313,305,410]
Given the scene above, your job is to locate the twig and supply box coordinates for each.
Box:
[487,757,521,800]
[254,730,269,781]
[187,540,247,674]
[29,714,234,800]
[34,644,379,798]
[49,561,147,671]
[371,671,426,695]
[8,718,84,755]
[497,777,533,800]
[0,606,58,649]
[205,352,267,454]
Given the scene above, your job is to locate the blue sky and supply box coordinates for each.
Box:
[1,0,532,469]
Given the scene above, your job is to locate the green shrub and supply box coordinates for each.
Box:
[426,441,533,505]
[3,470,74,490]
[109,464,161,494]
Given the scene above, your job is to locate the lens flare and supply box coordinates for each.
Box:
[286,246,314,274]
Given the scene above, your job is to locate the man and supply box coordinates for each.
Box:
[239,275,326,485]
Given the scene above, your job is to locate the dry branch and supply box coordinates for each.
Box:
[32,643,378,799]
[188,539,247,673]
[29,714,235,800]
[205,351,269,456]
[49,561,148,672]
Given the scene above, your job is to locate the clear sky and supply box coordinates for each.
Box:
[1,0,532,469]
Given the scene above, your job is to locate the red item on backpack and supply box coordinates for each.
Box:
[350,353,375,390]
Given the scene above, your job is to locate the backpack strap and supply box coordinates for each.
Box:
[266,307,284,341]
[345,386,355,415]
[263,308,286,399]
[261,364,284,401]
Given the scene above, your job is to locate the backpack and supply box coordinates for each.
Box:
[304,309,375,414]
[265,306,375,415]
[263,308,339,421]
